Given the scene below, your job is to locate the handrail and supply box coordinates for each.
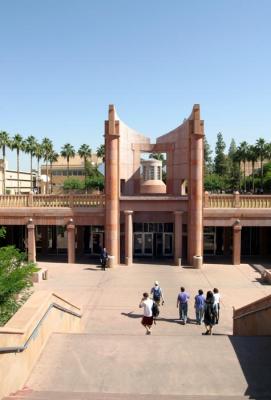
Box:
[233,303,271,321]
[0,302,81,354]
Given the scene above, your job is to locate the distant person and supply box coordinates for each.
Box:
[213,288,221,324]
[139,292,154,335]
[177,286,190,324]
[203,290,216,335]
[194,289,205,325]
[151,281,165,306]
[100,247,108,270]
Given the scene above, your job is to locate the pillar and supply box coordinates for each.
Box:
[174,211,183,266]
[188,105,204,268]
[76,226,84,256]
[27,219,36,263]
[124,210,133,266]
[67,219,75,264]
[105,105,120,266]
[233,220,242,265]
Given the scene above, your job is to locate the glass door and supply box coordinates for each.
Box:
[164,233,173,256]
[92,233,103,254]
[134,233,143,255]
[144,233,153,256]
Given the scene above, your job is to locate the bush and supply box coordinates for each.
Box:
[0,246,38,326]
[63,178,84,191]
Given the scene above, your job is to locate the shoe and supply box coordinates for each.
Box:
[146,330,151,335]
[203,331,210,335]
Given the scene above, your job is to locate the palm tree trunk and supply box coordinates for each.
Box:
[238,161,241,191]
[261,157,264,193]
[252,161,255,193]
[17,149,20,194]
[30,153,33,191]
[46,161,49,194]
[37,158,40,194]
[243,161,246,192]
[50,162,53,193]
[84,157,87,192]
[67,157,70,177]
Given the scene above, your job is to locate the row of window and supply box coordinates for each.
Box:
[51,170,84,176]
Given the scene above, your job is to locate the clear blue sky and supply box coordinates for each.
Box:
[1,0,271,170]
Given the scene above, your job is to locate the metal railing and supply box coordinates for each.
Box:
[0,194,105,208]
[0,303,81,354]
[204,192,271,208]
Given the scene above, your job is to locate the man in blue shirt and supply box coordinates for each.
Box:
[177,286,190,324]
[194,289,205,325]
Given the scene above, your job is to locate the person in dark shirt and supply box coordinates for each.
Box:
[176,286,190,324]
[194,289,205,325]
[203,290,217,335]
[100,247,108,270]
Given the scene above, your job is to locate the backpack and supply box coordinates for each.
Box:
[152,302,160,318]
[153,287,161,302]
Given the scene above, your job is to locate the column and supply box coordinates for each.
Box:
[174,211,183,266]
[76,226,84,256]
[27,218,36,263]
[105,105,120,266]
[233,220,242,265]
[67,219,75,264]
[124,210,133,266]
[188,105,204,268]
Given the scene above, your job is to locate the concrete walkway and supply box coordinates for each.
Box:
[24,262,271,398]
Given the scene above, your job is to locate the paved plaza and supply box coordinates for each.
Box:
[24,261,271,399]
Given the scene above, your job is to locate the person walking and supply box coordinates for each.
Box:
[213,288,220,324]
[194,289,205,325]
[177,286,190,324]
[139,292,154,335]
[203,290,216,335]
[150,281,165,306]
[100,247,108,270]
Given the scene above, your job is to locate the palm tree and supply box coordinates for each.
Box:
[11,134,25,194]
[78,144,92,188]
[61,143,75,177]
[42,138,53,194]
[233,148,242,191]
[238,141,249,192]
[25,135,37,191]
[255,138,269,193]
[34,143,44,193]
[0,131,10,194]
[96,144,105,162]
[48,151,59,193]
[247,145,258,193]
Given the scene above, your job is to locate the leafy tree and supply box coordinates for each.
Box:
[204,173,227,192]
[227,139,239,191]
[204,137,213,175]
[63,177,84,191]
[78,144,92,188]
[11,134,25,194]
[255,138,269,193]
[42,138,53,194]
[0,131,10,194]
[247,145,258,193]
[214,132,227,176]
[61,143,75,178]
[25,135,37,191]
[85,174,104,191]
[238,141,249,192]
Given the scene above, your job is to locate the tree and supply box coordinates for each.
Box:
[41,138,53,194]
[96,144,105,162]
[238,141,249,192]
[227,139,239,191]
[247,145,258,193]
[48,151,59,193]
[78,144,92,189]
[214,132,227,176]
[0,131,10,194]
[11,134,25,194]
[204,137,213,175]
[63,177,84,191]
[255,138,269,193]
[61,143,75,178]
[34,143,44,193]
[25,135,37,191]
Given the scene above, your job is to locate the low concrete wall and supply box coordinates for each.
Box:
[233,294,271,336]
[0,291,82,399]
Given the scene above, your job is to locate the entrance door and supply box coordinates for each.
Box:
[156,233,163,257]
[92,233,103,254]
[144,233,153,256]
[134,233,143,255]
[164,233,173,256]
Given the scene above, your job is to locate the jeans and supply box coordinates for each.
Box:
[179,302,188,323]
[195,307,204,324]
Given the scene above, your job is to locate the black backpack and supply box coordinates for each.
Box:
[152,302,160,318]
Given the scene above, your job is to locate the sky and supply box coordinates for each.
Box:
[1,0,271,171]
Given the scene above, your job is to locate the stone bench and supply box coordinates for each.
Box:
[32,268,48,283]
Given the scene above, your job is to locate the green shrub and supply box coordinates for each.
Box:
[0,246,38,326]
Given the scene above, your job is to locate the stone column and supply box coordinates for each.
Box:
[67,219,75,264]
[233,220,242,265]
[188,105,204,268]
[105,105,120,266]
[174,211,183,266]
[124,210,133,266]
[27,218,36,263]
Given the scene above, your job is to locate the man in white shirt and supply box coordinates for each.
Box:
[139,292,154,335]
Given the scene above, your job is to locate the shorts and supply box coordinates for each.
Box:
[142,316,153,326]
